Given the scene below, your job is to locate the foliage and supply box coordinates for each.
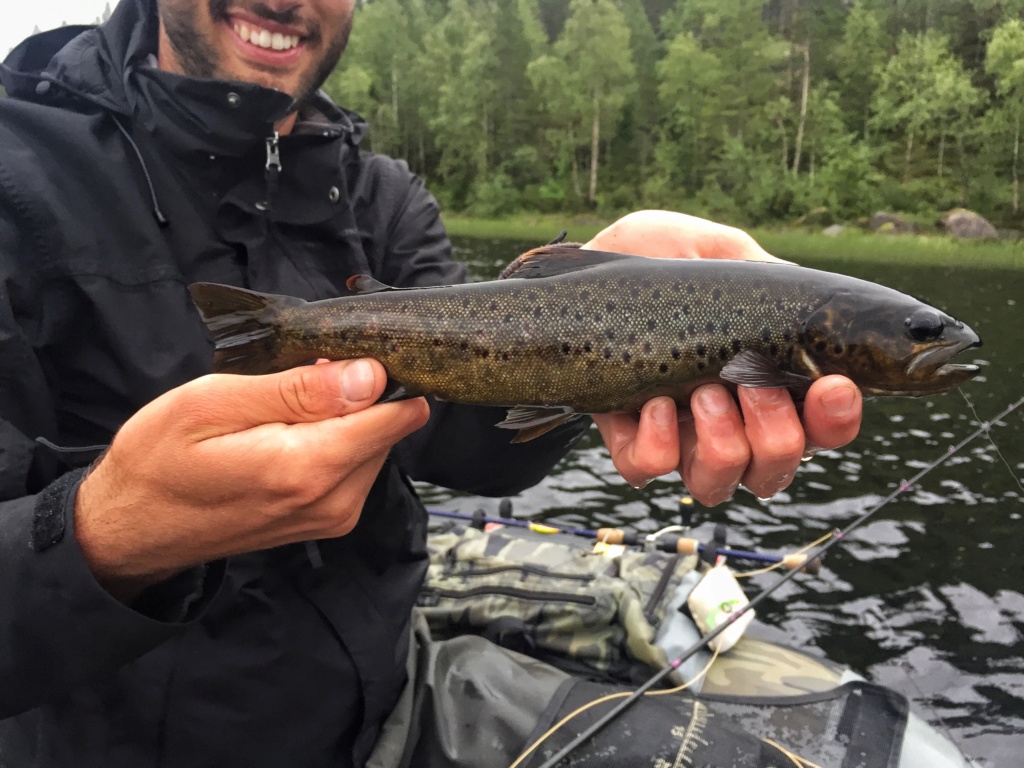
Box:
[320,0,1024,229]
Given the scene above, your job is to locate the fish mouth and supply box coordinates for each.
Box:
[905,330,982,389]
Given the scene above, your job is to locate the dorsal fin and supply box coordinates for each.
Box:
[346,274,394,294]
[499,244,641,280]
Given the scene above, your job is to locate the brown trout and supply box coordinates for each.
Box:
[189,245,981,442]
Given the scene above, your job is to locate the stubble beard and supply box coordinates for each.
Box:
[160,0,352,106]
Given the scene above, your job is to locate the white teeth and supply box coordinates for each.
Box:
[233,22,300,51]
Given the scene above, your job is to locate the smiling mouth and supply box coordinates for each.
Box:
[233,21,302,51]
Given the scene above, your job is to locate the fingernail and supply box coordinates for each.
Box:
[341,360,375,401]
[822,383,857,417]
[651,399,675,429]
[696,386,731,416]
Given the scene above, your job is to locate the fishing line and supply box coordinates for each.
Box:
[531,393,1024,768]
[957,389,1024,495]
[507,646,721,768]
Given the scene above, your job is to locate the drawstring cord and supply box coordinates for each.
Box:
[110,114,169,227]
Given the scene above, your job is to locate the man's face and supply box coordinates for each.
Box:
[158,0,355,104]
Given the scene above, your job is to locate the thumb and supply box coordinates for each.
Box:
[176,359,389,437]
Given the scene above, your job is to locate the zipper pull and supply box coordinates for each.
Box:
[261,131,281,213]
[265,131,281,175]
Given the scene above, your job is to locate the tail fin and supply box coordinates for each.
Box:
[188,283,308,374]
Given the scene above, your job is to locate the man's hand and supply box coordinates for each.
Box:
[74,359,429,599]
[586,210,863,505]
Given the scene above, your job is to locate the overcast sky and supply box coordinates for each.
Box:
[3,0,113,59]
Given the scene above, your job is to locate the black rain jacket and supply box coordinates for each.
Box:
[0,1,584,765]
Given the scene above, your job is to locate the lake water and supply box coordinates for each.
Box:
[417,235,1024,766]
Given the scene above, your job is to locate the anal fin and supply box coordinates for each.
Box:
[497,405,582,443]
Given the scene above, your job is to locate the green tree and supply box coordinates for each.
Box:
[986,18,1024,212]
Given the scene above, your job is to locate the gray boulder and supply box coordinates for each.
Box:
[869,211,914,234]
[940,208,998,240]
[822,224,845,237]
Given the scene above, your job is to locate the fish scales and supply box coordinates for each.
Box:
[272,260,819,413]
[189,245,981,441]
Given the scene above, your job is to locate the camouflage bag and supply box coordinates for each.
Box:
[418,526,699,682]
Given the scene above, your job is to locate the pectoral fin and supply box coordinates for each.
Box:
[720,350,813,392]
[497,405,582,443]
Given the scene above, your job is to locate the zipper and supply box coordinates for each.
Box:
[419,586,597,607]
[261,131,281,212]
[456,563,596,582]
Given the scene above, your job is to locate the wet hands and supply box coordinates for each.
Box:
[74,359,429,600]
[586,210,863,505]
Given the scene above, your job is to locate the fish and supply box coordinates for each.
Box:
[188,244,982,442]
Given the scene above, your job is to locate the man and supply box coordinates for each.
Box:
[0,0,862,765]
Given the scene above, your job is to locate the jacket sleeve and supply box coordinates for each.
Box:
[0,166,222,718]
[372,161,590,496]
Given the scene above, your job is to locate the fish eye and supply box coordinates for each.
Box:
[905,310,944,342]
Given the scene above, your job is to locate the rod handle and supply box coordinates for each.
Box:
[781,554,822,575]
[595,528,627,545]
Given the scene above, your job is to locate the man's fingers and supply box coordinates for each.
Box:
[681,385,751,505]
[177,359,389,438]
[736,387,805,498]
[801,376,862,452]
[593,398,681,488]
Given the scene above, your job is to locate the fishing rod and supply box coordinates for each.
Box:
[427,507,820,573]
[531,394,1024,768]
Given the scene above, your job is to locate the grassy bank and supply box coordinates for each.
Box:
[443,214,1024,270]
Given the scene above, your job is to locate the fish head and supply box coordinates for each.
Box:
[798,289,982,396]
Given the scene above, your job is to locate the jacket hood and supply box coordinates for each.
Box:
[0,0,367,155]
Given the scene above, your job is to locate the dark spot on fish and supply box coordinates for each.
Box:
[732,339,741,353]
[583,342,592,353]
[706,322,715,333]
[659,363,669,373]
[719,346,728,360]
[534,306,543,319]
[560,306,569,318]
[489,301,497,311]
[672,311,680,321]
[652,289,662,300]
[769,343,779,356]
[580,290,590,301]
[776,300,785,310]
[627,332,637,343]
[480,349,490,358]
[502,352,510,361]
[643,342,652,354]
[712,288,722,301]
[672,281,682,292]
[575,311,584,321]
[697,361,706,371]
[629,286,640,299]
[687,284,696,294]
[562,342,571,354]
[504,314,513,323]
[735,307,745,317]
[671,348,681,359]
[603,347,613,359]
[682,304,691,315]
[391,343,400,352]
[462,298,470,308]
[433,338,442,346]
[696,344,707,357]
[339,332,348,342]
[761,328,771,342]
[460,341,469,351]
[594,313,602,322]
[622,351,632,363]
[606,301,616,312]
[647,319,656,331]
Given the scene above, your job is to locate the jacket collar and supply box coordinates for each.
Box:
[0,0,367,157]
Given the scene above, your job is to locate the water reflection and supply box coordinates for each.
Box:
[416,237,1024,766]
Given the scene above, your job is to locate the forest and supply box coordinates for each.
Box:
[321,0,1024,230]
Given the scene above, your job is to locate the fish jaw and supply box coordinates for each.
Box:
[863,323,982,397]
